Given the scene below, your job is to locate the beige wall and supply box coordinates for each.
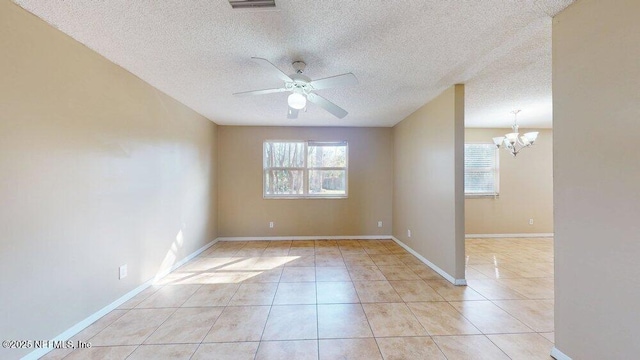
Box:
[0,2,218,359]
[553,0,640,358]
[217,126,393,237]
[465,128,553,234]
[392,85,465,280]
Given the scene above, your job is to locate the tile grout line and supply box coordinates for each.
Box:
[55,309,131,359]
[121,305,182,360]
[428,334,452,360]
[489,298,552,333]
[484,333,516,360]
[253,266,281,359]
[187,283,239,360]
[195,279,245,357]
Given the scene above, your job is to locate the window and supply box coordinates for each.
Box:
[263,141,348,198]
[464,143,499,196]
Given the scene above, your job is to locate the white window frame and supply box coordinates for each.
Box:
[263,140,348,199]
[464,142,500,198]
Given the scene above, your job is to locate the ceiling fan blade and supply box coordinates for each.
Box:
[309,73,358,90]
[232,87,287,96]
[251,57,292,82]
[287,107,299,119]
[307,93,348,119]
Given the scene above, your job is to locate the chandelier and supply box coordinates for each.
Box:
[492,110,539,157]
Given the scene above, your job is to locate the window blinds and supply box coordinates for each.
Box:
[464,143,498,195]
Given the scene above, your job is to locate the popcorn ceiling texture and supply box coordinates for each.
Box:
[14,0,573,128]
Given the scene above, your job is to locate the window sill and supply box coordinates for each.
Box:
[465,194,499,199]
[264,196,348,200]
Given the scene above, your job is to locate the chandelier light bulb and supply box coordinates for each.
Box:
[524,132,539,144]
[505,132,519,144]
[288,93,306,110]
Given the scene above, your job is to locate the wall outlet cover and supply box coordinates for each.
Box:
[119,265,127,279]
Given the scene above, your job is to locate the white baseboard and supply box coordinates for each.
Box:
[454,278,468,286]
[465,233,554,239]
[216,235,393,241]
[24,238,218,360]
[391,237,465,286]
[550,347,572,360]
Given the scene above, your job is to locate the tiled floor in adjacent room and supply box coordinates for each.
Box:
[43,238,554,359]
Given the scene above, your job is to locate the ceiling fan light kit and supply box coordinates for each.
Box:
[492,110,539,157]
[287,93,306,109]
[233,57,358,119]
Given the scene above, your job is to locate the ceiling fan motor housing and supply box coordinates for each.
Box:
[288,73,311,94]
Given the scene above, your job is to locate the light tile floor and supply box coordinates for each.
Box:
[42,238,554,359]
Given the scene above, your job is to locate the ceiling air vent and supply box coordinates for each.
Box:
[229,0,276,10]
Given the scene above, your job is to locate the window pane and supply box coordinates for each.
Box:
[307,143,346,168]
[465,171,495,194]
[309,170,346,195]
[265,170,304,195]
[464,144,497,194]
[264,142,305,168]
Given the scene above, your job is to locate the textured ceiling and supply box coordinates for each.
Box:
[14,0,574,128]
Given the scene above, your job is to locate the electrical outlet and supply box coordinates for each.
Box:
[119,264,127,279]
[269,221,274,228]
[529,218,534,225]
[377,221,383,228]
[407,229,412,237]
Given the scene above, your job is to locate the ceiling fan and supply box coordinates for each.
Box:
[233,57,358,119]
